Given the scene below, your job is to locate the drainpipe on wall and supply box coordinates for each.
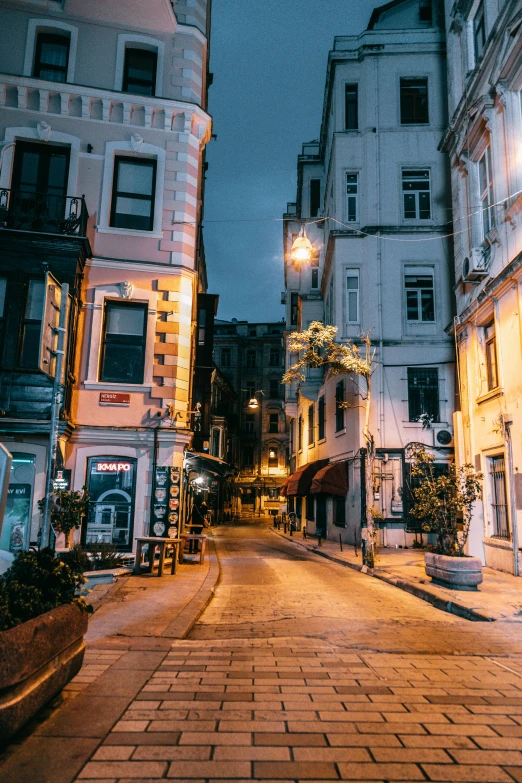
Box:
[504,416,519,577]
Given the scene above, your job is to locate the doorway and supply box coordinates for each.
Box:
[10,142,70,231]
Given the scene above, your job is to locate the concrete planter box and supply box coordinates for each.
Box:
[0,603,88,743]
[425,552,483,590]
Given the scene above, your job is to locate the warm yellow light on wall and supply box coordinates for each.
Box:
[290,226,313,264]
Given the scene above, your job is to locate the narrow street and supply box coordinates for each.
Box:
[63,520,522,782]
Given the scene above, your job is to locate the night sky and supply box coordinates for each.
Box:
[204,0,378,324]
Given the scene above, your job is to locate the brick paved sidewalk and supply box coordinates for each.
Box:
[272,527,522,622]
[58,638,522,782]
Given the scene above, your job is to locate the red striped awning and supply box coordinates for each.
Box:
[310,461,348,496]
[285,459,329,497]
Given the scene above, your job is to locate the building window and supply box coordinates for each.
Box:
[473,1,486,62]
[419,0,433,23]
[245,414,255,434]
[268,449,278,469]
[243,446,254,468]
[245,383,256,401]
[249,327,257,337]
[311,268,319,289]
[334,495,346,527]
[310,179,321,217]
[246,350,256,368]
[346,270,360,324]
[20,280,45,368]
[484,321,498,391]
[211,429,220,458]
[402,170,431,219]
[405,273,435,322]
[346,173,359,222]
[308,404,315,446]
[85,458,136,550]
[318,396,325,440]
[345,84,358,130]
[400,78,429,124]
[488,455,509,539]
[407,368,439,422]
[479,146,495,239]
[100,301,147,384]
[221,347,231,367]
[197,307,206,346]
[336,381,345,432]
[269,413,279,434]
[33,33,69,82]
[269,348,280,367]
[298,415,303,450]
[290,292,298,326]
[306,495,315,522]
[122,47,157,96]
[110,157,156,231]
[269,379,280,399]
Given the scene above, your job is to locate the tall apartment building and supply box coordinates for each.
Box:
[0,0,212,553]
[213,319,289,514]
[441,0,522,574]
[283,0,455,545]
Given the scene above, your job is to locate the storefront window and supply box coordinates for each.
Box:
[0,453,35,552]
[85,458,136,550]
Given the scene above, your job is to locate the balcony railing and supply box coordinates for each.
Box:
[0,190,88,237]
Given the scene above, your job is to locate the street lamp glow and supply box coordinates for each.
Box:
[290,226,313,265]
[248,397,259,409]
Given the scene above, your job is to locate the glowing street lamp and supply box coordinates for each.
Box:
[248,397,259,410]
[290,225,313,265]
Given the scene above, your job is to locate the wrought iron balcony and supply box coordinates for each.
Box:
[0,189,88,237]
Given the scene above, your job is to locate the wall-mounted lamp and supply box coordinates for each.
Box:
[290,225,313,265]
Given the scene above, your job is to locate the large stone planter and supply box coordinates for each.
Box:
[0,603,88,744]
[425,552,483,590]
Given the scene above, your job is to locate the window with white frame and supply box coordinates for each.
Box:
[402,169,431,220]
[405,272,435,322]
[33,33,69,82]
[346,173,359,222]
[110,157,157,231]
[478,145,495,239]
[346,269,360,323]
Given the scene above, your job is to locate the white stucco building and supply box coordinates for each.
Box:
[283,0,456,547]
[441,0,522,574]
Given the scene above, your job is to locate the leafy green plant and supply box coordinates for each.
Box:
[60,544,92,574]
[90,542,125,571]
[38,487,89,542]
[0,548,91,632]
[407,443,483,557]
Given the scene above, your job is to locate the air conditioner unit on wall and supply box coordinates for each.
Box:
[463,248,487,282]
[434,427,454,448]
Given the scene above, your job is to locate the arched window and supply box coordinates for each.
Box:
[115,35,164,98]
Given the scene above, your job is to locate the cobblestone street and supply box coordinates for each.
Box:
[4,519,522,783]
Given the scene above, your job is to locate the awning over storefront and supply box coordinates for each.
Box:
[279,476,290,497]
[310,461,348,496]
[285,459,329,497]
[184,451,236,479]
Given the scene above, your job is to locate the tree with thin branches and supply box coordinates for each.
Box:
[283,321,379,566]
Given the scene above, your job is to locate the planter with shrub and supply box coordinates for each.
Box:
[0,548,90,743]
[407,443,483,590]
[38,486,89,549]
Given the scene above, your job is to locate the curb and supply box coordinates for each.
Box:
[161,535,221,638]
[271,527,496,623]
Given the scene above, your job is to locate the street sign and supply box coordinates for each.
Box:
[0,443,12,545]
[53,469,71,492]
[99,392,131,406]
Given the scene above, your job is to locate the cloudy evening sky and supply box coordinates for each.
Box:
[204,0,378,323]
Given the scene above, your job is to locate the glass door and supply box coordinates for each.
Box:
[10,142,69,230]
[85,458,136,550]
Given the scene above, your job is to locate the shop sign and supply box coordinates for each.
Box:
[53,469,71,492]
[99,392,130,406]
[96,462,132,473]
[151,465,181,538]
[6,484,31,552]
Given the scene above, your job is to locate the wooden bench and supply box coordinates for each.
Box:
[179,533,207,565]
[133,537,181,576]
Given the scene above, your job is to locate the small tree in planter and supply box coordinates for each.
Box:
[407,443,484,588]
[38,486,89,549]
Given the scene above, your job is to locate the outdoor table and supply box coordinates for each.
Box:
[134,537,181,576]
[179,533,207,565]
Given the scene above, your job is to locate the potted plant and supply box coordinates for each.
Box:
[38,486,89,548]
[407,443,483,590]
[0,548,91,742]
